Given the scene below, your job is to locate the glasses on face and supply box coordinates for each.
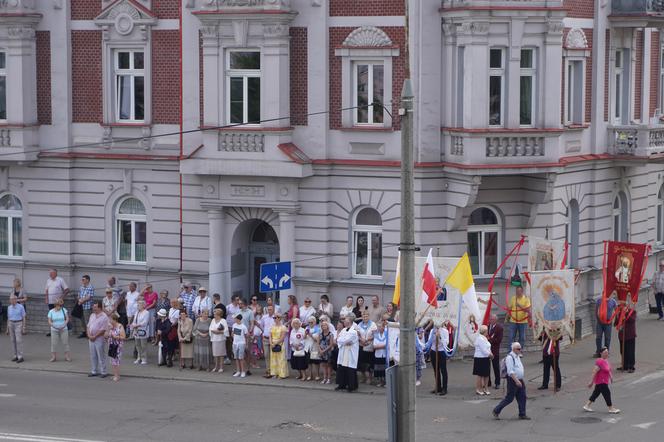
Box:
[251,298,257,301]
[305,300,311,303]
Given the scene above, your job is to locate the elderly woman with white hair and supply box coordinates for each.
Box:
[473,324,493,395]
[289,318,308,380]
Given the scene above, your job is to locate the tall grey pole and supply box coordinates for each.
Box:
[397,78,416,442]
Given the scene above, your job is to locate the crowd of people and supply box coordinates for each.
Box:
[4,265,647,417]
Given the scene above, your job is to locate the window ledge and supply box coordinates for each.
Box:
[340,277,387,285]
[340,126,393,133]
[115,261,147,267]
[101,123,151,128]
[0,123,40,128]
[564,124,590,131]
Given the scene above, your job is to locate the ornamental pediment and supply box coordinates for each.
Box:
[342,26,393,47]
[95,0,156,40]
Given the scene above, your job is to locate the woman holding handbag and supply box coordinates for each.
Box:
[269,313,288,379]
[132,300,150,364]
[290,318,308,380]
[106,313,126,381]
[209,308,228,373]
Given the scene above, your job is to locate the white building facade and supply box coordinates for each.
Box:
[1,0,663,334]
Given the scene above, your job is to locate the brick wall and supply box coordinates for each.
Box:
[563,0,593,18]
[290,27,308,126]
[585,29,593,123]
[329,0,404,16]
[36,31,52,125]
[152,30,181,124]
[71,0,101,20]
[651,31,660,118]
[152,0,180,19]
[72,31,103,123]
[635,30,644,121]
[329,26,405,130]
[604,29,610,122]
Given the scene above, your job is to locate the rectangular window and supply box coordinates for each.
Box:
[114,50,145,122]
[468,230,498,276]
[117,219,146,263]
[489,48,505,126]
[0,216,22,258]
[520,49,535,126]
[353,230,382,277]
[0,52,6,121]
[227,50,261,125]
[354,62,384,125]
[614,50,624,123]
[566,60,584,125]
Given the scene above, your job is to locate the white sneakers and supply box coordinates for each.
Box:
[240,372,246,378]
[134,359,140,365]
[583,405,593,412]
[233,372,240,377]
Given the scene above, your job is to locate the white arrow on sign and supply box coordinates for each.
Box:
[261,276,274,289]
[278,274,291,288]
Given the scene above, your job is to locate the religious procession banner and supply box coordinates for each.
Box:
[414,256,489,349]
[528,236,567,271]
[530,270,575,340]
[602,241,650,303]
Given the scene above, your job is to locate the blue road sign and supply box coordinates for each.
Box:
[259,261,292,293]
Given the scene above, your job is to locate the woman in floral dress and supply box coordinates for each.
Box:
[107,313,126,382]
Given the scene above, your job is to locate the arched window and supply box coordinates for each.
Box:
[352,207,382,277]
[613,191,628,242]
[467,207,501,276]
[116,197,146,264]
[658,186,664,243]
[566,199,580,268]
[0,194,22,257]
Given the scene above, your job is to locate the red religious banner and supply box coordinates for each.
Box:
[602,240,650,304]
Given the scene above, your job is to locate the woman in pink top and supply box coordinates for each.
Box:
[142,284,159,341]
[583,347,620,413]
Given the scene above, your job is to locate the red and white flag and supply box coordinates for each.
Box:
[421,249,438,308]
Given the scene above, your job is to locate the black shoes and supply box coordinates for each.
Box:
[438,389,447,396]
[11,357,18,362]
[100,374,108,378]
[492,411,500,420]
[16,358,24,363]
[78,333,87,339]
[537,385,548,390]
[88,373,99,377]
[519,415,532,420]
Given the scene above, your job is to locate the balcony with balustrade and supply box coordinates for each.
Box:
[608,125,664,158]
[610,0,664,27]
[440,0,564,10]
[441,128,565,172]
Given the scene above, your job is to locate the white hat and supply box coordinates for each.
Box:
[157,309,168,317]
[198,287,207,292]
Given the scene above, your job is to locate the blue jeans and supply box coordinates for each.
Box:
[595,322,612,354]
[494,377,527,417]
[655,292,664,318]
[510,323,527,345]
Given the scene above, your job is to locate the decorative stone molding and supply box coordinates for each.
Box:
[263,23,289,38]
[456,21,490,37]
[232,20,248,46]
[0,0,36,10]
[342,26,393,47]
[565,28,588,49]
[95,0,156,42]
[7,26,35,40]
[547,20,564,36]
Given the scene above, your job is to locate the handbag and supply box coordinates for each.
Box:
[272,344,282,353]
[108,342,119,358]
[71,303,83,319]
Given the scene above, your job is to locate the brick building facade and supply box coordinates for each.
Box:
[1,0,663,336]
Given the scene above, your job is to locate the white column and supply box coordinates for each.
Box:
[277,211,297,313]
[208,208,225,301]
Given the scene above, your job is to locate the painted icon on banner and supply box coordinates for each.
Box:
[530,270,575,340]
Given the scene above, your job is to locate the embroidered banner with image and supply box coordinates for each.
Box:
[603,241,649,303]
[530,270,576,340]
[528,236,567,271]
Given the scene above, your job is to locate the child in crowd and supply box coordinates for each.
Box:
[415,327,426,386]
[252,305,264,363]
[232,314,248,378]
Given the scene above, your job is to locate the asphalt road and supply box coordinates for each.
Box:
[0,366,663,442]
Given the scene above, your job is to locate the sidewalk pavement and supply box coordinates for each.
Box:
[2,314,662,399]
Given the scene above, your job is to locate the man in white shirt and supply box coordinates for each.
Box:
[226,295,241,320]
[339,296,354,319]
[45,269,69,337]
[493,342,529,420]
[260,304,276,378]
[125,282,141,328]
[192,287,213,318]
[426,325,450,395]
[299,298,316,323]
[232,314,249,377]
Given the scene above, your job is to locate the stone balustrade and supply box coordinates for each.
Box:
[219,131,265,153]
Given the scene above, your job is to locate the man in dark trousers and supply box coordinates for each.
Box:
[487,313,503,389]
[537,332,561,392]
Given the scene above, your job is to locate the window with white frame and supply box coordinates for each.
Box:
[519,48,536,126]
[116,197,146,264]
[227,50,261,125]
[489,48,505,126]
[352,207,382,277]
[565,199,580,268]
[354,62,384,125]
[114,50,145,122]
[613,49,628,124]
[565,60,584,125]
[0,51,6,121]
[467,207,501,277]
[0,194,22,258]
[613,191,628,242]
[657,185,664,243]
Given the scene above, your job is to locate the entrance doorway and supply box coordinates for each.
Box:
[249,221,280,300]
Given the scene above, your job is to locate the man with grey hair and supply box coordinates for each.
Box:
[6,295,26,362]
[493,342,530,420]
[487,313,504,389]
[652,259,664,320]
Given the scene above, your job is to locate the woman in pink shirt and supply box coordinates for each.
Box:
[584,347,620,413]
[142,284,159,341]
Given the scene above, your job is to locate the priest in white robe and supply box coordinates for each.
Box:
[335,316,360,392]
